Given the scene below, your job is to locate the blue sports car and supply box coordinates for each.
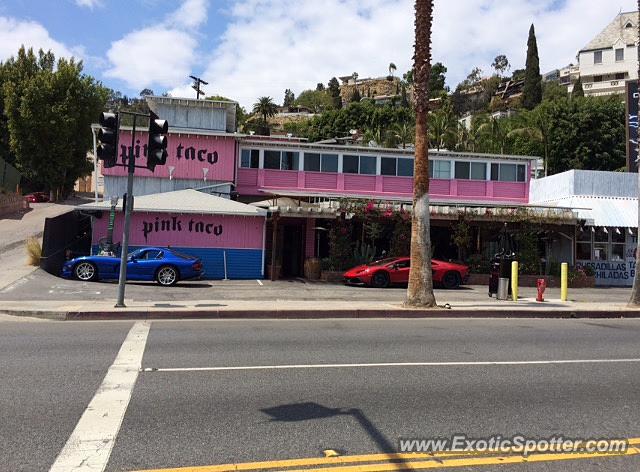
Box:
[62,247,204,286]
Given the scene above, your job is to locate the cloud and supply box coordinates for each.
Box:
[104,0,208,91]
[0,16,77,62]
[171,0,208,28]
[191,0,635,108]
[75,0,103,8]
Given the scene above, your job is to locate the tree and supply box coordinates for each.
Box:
[429,62,448,98]
[252,96,278,134]
[350,88,361,103]
[403,69,414,84]
[139,88,154,96]
[388,62,397,78]
[523,24,542,110]
[406,0,436,308]
[478,117,511,154]
[572,77,584,98]
[393,122,414,149]
[542,81,568,101]
[327,77,342,109]
[295,89,333,113]
[3,47,108,198]
[283,89,295,107]
[429,104,457,150]
[492,54,510,76]
[316,83,325,91]
[628,1,640,307]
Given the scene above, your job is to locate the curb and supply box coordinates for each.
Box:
[4,308,640,321]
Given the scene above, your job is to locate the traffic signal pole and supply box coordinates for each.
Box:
[115,114,137,308]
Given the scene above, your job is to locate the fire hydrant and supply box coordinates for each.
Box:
[536,278,547,302]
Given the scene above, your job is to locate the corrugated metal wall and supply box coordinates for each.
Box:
[103,175,231,198]
[92,245,264,280]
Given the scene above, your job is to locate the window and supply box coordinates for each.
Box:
[454,161,470,179]
[576,243,591,260]
[140,249,163,260]
[615,48,624,61]
[381,157,396,176]
[359,156,376,175]
[321,154,338,173]
[264,150,281,169]
[594,50,603,64]
[430,160,450,179]
[240,149,259,168]
[593,227,608,261]
[281,151,299,170]
[470,162,486,180]
[593,75,603,83]
[615,72,626,80]
[490,163,526,182]
[397,158,413,177]
[304,153,320,172]
[343,155,359,174]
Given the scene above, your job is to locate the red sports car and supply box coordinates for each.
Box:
[343,256,469,289]
[24,192,49,203]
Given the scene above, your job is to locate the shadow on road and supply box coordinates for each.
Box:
[261,402,408,468]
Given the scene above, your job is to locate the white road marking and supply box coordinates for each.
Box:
[49,321,150,472]
[142,358,640,373]
[256,279,263,286]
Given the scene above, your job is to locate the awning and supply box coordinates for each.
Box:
[77,189,267,217]
[536,196,637,228]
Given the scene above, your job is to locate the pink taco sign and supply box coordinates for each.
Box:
[102,131,237,182]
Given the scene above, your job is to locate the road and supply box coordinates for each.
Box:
[1,316,639,472]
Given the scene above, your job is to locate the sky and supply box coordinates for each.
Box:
[0,0,636,108]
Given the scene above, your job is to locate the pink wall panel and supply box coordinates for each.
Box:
[304,172,338,189]
[382,176,412,194]
[429,179,451,196]
[263,170,299,188]
[457,180,487,197]
[92,212,265,249]
[237,168,258,186]
[493,182,526,199]
[102,132,236,182]
[344,174,376,191]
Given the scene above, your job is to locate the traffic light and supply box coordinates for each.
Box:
[97,112,119,168]
[147,111,168,171]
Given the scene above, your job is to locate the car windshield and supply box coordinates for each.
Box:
[368,258,399,266]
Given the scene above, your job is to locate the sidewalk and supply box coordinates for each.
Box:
[1,297,638,320]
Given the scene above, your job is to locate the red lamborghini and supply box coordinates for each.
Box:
[343,256,469,289]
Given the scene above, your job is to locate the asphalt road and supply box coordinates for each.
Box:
[1,317,640,472]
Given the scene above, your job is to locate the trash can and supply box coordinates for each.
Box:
[488,255,515,297]
[497,277,509,300]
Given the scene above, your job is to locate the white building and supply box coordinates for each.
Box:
[577,11,638,97]
[530,170,638,286]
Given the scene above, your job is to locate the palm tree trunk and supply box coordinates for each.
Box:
[628,3,640,307]
[406,0,436,308]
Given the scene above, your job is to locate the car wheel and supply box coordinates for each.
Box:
[442,271,461,289]
[156,266,179,286]
[371,271,390,288]
[74,262,98,282]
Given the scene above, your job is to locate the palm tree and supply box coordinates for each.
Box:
[628,3,640,307]
[405,0,436,308]
[478,117,510,154]
[252,96,278,128]
[428,107,457,150]
[363,127,385,147]
[393,122,414,149]
[389,62,397,78]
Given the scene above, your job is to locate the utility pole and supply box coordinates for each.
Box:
[190,75,209,99]
[96,110,168,308]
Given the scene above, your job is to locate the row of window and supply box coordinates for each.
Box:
[240,149,527,182]
[593,47,627,65]
[576,227,626,261]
